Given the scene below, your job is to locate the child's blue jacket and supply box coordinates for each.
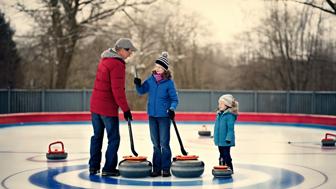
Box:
[135,75,178,117]
[214,111,237,147]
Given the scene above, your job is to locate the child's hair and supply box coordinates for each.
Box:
[152,69,172,79]
[231,99,239,115]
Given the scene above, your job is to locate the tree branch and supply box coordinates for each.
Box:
[79,0,157,25]
[291,0,336,15]
[326,0,336,12]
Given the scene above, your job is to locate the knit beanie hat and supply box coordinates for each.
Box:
[155,51,169,70]
[219,94,234,108]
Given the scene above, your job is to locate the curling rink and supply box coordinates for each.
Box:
[1,118,336,189]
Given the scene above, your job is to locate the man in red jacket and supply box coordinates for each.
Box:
[89,38,136,177]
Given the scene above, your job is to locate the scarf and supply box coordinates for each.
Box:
[153,73,163,83]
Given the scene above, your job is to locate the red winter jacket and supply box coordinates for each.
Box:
[90,50,130,117]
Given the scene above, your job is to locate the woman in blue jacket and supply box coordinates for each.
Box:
[134,52,178,177]
[213,94,238,173]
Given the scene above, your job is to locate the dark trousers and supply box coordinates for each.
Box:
[89,113,120,172]
[218,146,233,172]
[149,116,172,172]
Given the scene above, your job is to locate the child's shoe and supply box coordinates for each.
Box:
[162,170,171,177]
[89,168,100,175]
[150,171,161,177]
[101,169,120,177]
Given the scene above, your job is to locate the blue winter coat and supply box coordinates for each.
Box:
[213,111,237,147]
[135,75,178,117]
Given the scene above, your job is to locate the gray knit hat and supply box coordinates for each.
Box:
[155,51,169,70]
[114,38,137,51]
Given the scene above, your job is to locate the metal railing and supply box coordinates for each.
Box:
[0,89,335,115]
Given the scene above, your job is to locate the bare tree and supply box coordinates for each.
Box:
[154,7,214,89]
[15,0,156,88]
[234,0,335,90]
[290,0,336,15]
[12,0,241,91]
[103,1,215,89]
[17,35,56,88]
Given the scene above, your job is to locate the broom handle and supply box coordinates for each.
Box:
[128,119,138,157]
[171,119,188,156]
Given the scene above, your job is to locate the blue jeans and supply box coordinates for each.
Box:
[149,116,172,172]
[89,113,120,172]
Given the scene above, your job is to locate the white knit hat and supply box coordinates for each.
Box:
[218,94,234,108]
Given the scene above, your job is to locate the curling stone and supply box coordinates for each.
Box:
[119,156,152,178]
[46,141,68,160]
[171,155,204,178]
[198,125,211,137]
[321,133,336,147]
[212,165,233,178]
[321,138,336,147]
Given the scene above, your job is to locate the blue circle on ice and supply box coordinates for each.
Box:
[29,163,304,188]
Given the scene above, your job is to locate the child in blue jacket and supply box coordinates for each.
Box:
[213,94,238,173]
[134,52,178,177]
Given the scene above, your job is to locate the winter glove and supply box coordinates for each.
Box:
[123,110,133,121]
[134,78,142,86]
[168,109,175,120]
[226,140,231,144]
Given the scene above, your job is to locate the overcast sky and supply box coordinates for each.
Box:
[1,0,270,45]
[180,0,265,44]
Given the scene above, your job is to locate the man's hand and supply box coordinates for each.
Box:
[124,110,133,121]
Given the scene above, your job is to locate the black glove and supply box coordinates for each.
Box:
[134,78,141,86]
[168,109,175,120]
[226,140,231,144]
[123,110,133,121]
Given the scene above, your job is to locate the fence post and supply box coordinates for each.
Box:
[41,90,45,112]
[286,91,290,113]
[7,88,11,113]
[254,91,258,112]
[311,92,315,114]
[210,91,214,112]
[82,89,86,111]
